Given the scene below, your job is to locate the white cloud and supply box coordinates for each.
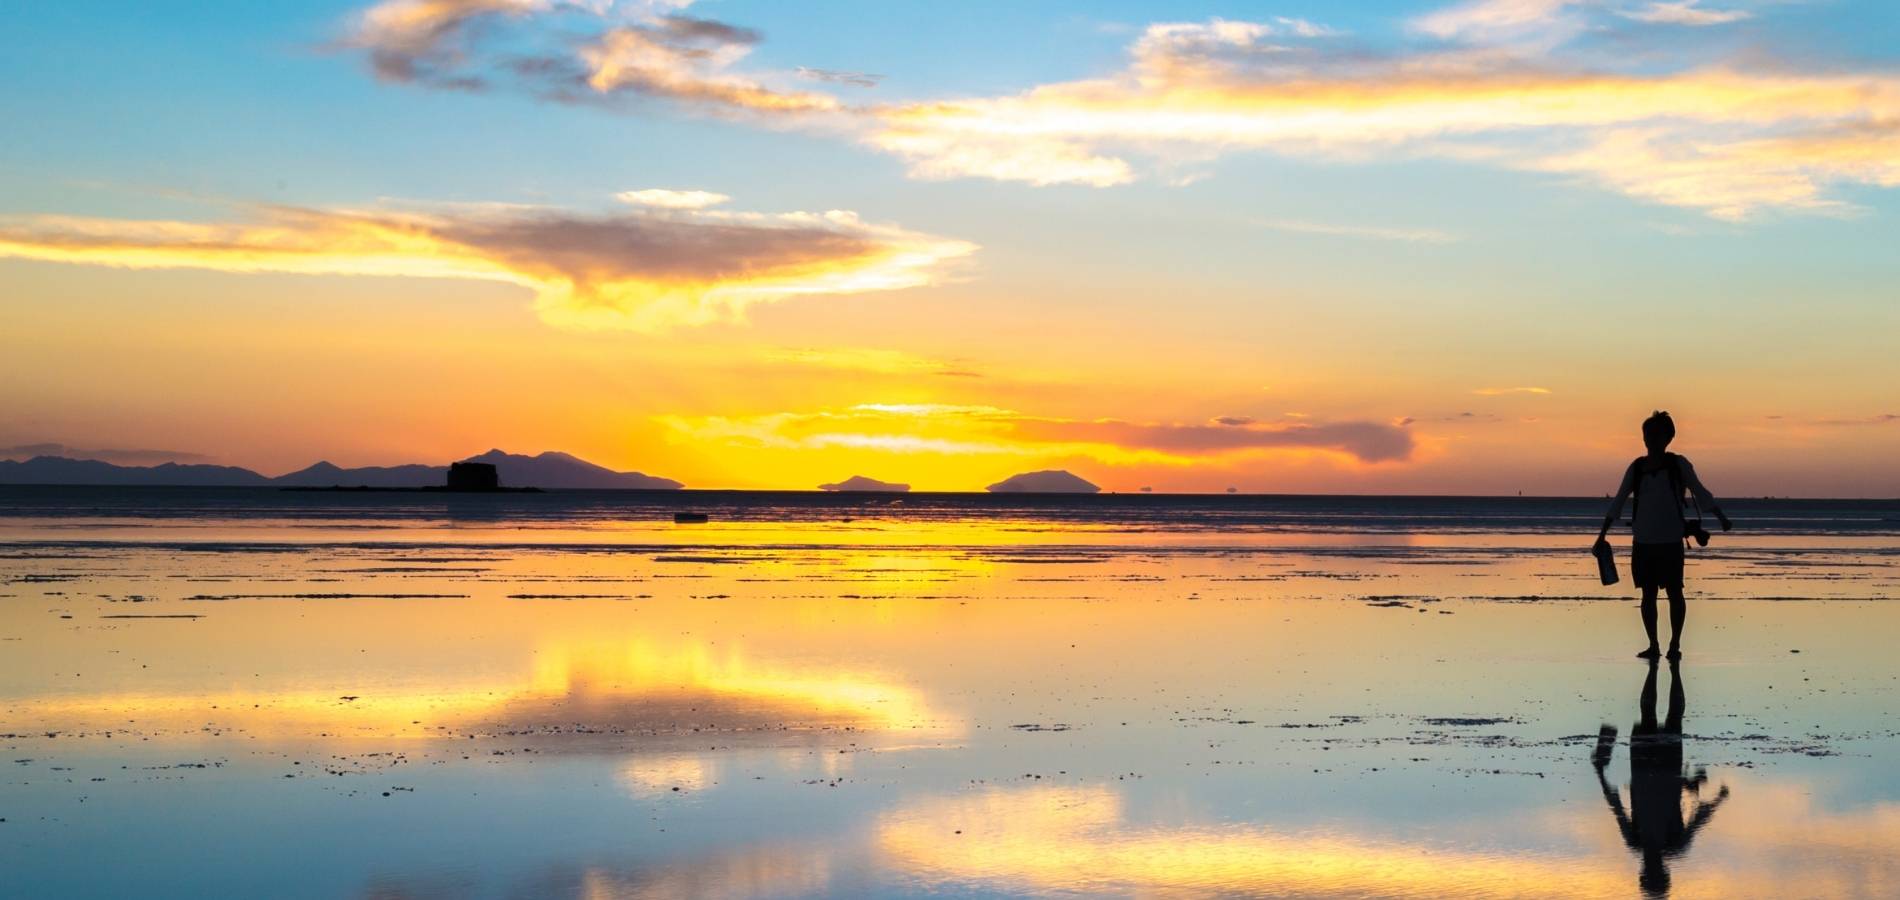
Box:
[339,2,1900,221]
[1619,1,1752,26]
[615,188,731,209]
[1256,219,1461,243]
[862,14,1900,219]
[1412,0,1582,43]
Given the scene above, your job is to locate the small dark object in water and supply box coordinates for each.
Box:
[446,461,500,491]
[674,512,709,524]
[285,459,542,492]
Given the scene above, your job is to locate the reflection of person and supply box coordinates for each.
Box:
[1592,659,1729,898]
[1594,411,1731,660]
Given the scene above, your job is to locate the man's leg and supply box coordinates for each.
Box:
[1639,586,1661,658]
[1666,587,1686,658]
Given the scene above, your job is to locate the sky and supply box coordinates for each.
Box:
[2,0,1898,495]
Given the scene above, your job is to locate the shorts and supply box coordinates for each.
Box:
[1631,541,1685,592]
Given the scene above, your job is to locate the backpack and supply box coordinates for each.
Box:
[1628,453,1703,544]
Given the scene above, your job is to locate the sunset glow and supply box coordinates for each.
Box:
[7,10,1900,893]
[2,0,1898,494]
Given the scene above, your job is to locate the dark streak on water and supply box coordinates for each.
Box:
[3,485,1899,535]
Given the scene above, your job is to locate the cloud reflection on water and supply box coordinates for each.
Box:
[7,636,954,746]
[877,783,1900,898]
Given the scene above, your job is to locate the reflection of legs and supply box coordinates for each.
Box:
[1639,660,1659,731]
[1665,587,1686,658]
[1664,660,1684,733]
[1639,587,1661,658]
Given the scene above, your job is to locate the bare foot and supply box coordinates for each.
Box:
[1665,648,1682,661]
[1637,647,1662,659]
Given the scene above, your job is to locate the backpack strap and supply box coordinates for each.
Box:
[1668,453,1703,525]
[1628,456,1647,520]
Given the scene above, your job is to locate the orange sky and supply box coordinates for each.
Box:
[3,0,1899,495]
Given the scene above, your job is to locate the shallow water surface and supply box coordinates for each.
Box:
[2,489,1898,898]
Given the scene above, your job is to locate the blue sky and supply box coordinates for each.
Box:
[3,0,1899,493]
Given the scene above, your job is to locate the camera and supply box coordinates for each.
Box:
[1684,521,1711,547]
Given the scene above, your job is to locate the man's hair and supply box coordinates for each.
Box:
[1642,410,1675,448]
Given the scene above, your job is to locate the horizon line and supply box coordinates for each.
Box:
[0,482,1884,503]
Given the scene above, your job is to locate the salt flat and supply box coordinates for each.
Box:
[3,492,1898,898]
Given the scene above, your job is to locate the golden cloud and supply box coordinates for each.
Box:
[0,200,976,332]
[663,404,1414,466]
[1012,417,1416,462]
[579,20,840,114]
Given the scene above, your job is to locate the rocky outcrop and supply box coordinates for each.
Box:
[985,470,1100,493]
[818,475,910,492]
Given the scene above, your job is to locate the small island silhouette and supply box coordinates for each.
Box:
[818,475,910,492]
[986,470,1101,493]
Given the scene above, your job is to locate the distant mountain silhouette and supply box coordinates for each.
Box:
[458,450,681,490]
[986,470,1100,493]
[818,475,910,492]
[274,460,446,488]
[0,456,271,486]
[0,449,682,489]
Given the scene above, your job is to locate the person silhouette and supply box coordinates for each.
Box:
[1594,411,1731,659]
[1592,660,1729,898]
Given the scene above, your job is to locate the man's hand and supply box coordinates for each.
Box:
[1716,511,1733,532]
[1593,536,1611,553]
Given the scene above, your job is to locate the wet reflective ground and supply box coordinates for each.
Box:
[3,496,1899,898]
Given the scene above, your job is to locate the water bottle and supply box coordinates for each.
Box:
[1594,541,1619,586]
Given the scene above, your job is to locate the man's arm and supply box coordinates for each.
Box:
[1679,785,1731,849]
[1597,463,1637,544]
[1595,767,1637,844]
[1678,457,1732,531]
